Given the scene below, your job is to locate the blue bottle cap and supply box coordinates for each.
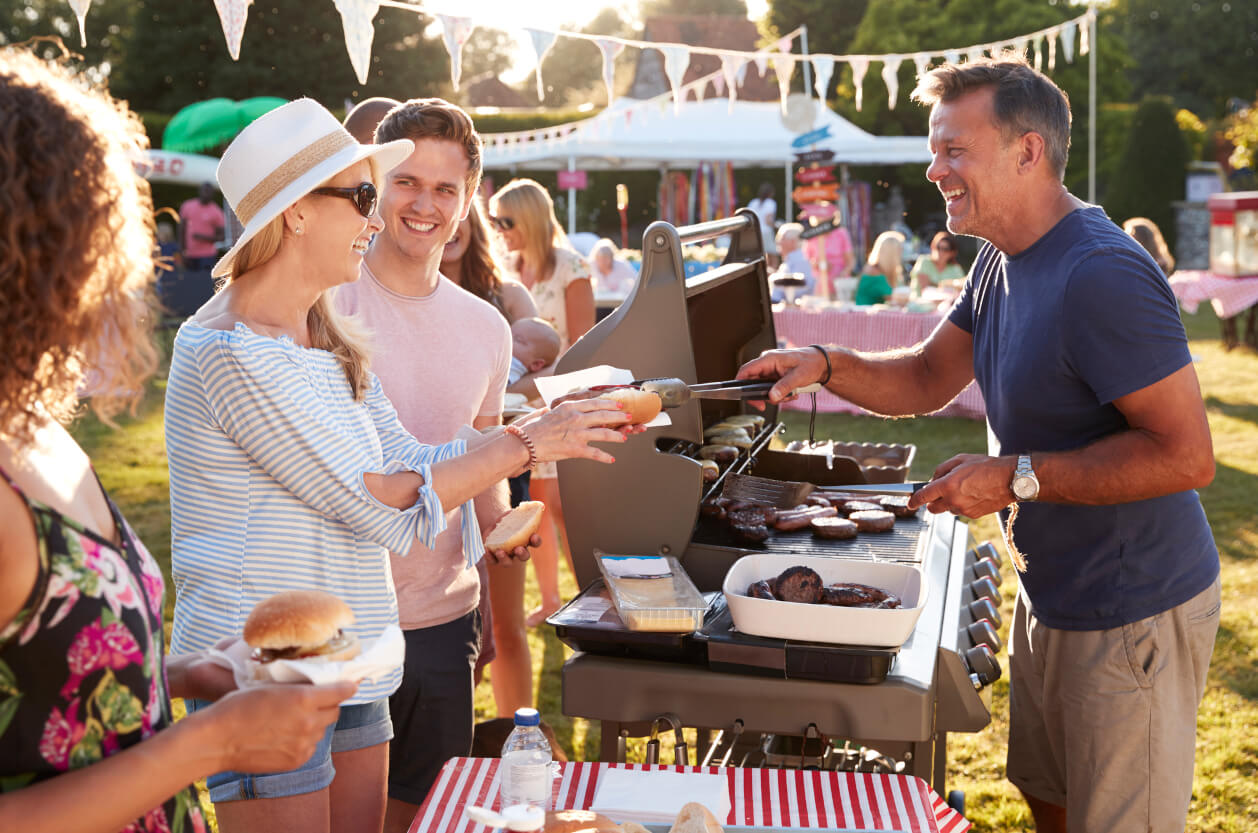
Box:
[513,707,541,727]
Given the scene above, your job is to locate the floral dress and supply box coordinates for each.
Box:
[0,470,203,833]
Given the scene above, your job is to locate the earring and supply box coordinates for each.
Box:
[295,226,304,235]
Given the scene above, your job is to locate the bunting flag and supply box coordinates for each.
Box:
[1015,37,1030,57]
[67,0,91,47]
[720,53,744,113]
[1063,19,1079,61]
[1079,16,1090,56]
[712,71,726,97]
[212,0,251,60]
[661,45,690,112]
[912,52,931,80]
[753,53,769,77]
[944,49,961,65]
[848,56,869,112]
[334,0,379,85]
[880,55,903,110]
[811,56,835,104]
[526,29,558,102]
[596,38,624,107]
[965,46,984,63]
[772,54,795,115]
[437,14,475,91]
[1047,29,1057,72]
[1032,33,1044,71]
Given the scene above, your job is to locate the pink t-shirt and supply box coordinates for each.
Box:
[179,198,225,259]
[336,267,511,630]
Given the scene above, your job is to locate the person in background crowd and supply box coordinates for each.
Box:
[747,182,779,267]
[910,230,966,293]
[588,238,638,298]
[489,178,596,629]
[178,181,225,272]
[1123,216,1176,276]
[166,99,633,833]
[854,230,906,306]
[802,211,855,297]
[739,54,1218,833]
[770,223,815,301]
[0,47,355,833]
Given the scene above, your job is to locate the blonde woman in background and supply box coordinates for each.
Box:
[1123,217,1175,276]
[488,178,595,627]
[854,230,907,306]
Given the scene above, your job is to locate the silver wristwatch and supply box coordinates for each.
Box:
[1011,454,1039,501]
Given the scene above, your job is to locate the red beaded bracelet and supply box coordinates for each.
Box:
[504,423,537,470]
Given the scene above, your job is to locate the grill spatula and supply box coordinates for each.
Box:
[723,473,926,509]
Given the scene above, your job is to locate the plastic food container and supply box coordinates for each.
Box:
[722,553,927,648]
[595,553,707,633]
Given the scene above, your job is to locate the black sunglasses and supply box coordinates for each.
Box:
[310,182,378,217]
[490,214,515,232]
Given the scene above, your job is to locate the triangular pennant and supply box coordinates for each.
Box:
[849,56,869,112]
[965,47,984,63]
[912,53,931,79]
[753,54,769,77]
[437,14,475,91]
[526,29,558,102]
[880,55,904,110]
[772,54,795,115]
[596,38,625,107]
[333,0,380,86]
[1047,28,1057,72]
[944,49,961,65]
[777,36,793,53]
[721,53,745,113]
[212,0,252,60]
[1015,37,1030,57]
[67,0,91,47]
[1079,15,1090,57]
[1063,19,1079,61]
[712,72,726,97]
[694,82,706,103]
[811,56,835,104]
[661,45,690,113]
[1032,34,1044,71]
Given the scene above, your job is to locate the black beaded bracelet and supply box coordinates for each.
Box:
[808,344,832,386]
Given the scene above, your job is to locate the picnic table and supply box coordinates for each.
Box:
[1168,270,1258,350]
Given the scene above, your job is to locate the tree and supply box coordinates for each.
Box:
[1105,97,1189,250]
[522,7,636,108]
[764,0,869,89]
[461,27,516,81]
[1111,0,1258,120]
[108,0,451,117]
[0,0,134,77]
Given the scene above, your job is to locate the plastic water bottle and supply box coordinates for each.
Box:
[499,707,552,810]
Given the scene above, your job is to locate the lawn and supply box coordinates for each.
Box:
[75,308,1257,832]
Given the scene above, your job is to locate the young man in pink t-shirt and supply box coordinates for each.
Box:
[335,98,534,833]
[178,182,225,271]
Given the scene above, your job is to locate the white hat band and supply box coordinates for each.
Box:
[235,130,355,225]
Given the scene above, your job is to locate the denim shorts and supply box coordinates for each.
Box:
[186,696,393,802]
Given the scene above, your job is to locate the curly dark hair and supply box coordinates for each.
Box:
[0,48,158,446]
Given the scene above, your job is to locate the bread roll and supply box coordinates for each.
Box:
[668,802,725,833]
[697,444,738,464]
[597,388,662,425]
[484,500,546,551]
[619,823,653,833]
[542,809,621,832]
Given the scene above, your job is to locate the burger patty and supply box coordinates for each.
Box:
[251,629,354,663]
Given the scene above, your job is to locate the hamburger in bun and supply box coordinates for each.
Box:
[244,590,361,665]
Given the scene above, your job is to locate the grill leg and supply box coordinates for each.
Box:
[601,721,625,763]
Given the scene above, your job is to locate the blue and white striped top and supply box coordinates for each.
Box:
[165,321,475,704]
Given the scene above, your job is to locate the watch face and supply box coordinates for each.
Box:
[1012,476,1037,500]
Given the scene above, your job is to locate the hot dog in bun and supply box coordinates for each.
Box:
[244,590,361,665]
[550,385,662,426]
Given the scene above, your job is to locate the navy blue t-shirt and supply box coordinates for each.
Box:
[948,206,1217,630]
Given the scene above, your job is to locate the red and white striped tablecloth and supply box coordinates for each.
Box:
[771,307,985,420]
[409,759,970,833]
[1168,270,1258,319]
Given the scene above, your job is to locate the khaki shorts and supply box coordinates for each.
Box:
[1006,576,1220,833]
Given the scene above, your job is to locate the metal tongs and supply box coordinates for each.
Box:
[638,377,821,409]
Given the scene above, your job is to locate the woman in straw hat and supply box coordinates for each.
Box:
[165,99,634,833]
[0,49,355,833]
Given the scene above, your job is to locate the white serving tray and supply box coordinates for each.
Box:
[722,554,927,648]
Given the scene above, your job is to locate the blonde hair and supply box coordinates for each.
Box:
[490,178,568,281]
[1122,217,1175,276]
[0,48,158,446]
[225,188,374,401]
[865,231,906,285]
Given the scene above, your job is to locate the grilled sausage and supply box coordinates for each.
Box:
[771,505,837,531]
[849,509,896,532]
[774,565,824,604]
[699,459,721,483]
[804,495,834,508]
[700,498,728,520]
[698,444,739,465]
[729,522,770,544]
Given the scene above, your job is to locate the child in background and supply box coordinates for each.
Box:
[509,317,562,386]
[855,230,907,306]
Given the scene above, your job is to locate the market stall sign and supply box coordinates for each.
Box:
[800,218,839,239]
[793,183,840,203]
[558,170,588,190]
[791,125,832,149]
[794,149,836,164]
[795,165,836,185]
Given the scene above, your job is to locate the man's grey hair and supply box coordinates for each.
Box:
[910,51,1072,181]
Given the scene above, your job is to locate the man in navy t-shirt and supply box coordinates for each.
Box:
[739,54,1219,833]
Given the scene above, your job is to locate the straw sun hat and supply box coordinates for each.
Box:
[212,97,413,279]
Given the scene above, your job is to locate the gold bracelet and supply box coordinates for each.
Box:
[503,423,537,470]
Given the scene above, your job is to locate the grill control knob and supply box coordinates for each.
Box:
[975,541,1003,567]
[970,557,1002,587]
[969,597,1002,629]
[968,576,1000,605]
[964,644,1002,689]
[967,618,1002,653]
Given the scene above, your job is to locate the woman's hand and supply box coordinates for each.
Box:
[166,640,240,702]
[517,398,633,464]
[484,533,542,566]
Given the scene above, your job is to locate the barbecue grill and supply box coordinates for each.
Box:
[551,212,1005,803]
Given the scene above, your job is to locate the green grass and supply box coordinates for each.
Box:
[74,308,1257,832]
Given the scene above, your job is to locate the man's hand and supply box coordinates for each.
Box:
[484,533,541,566]
[909,453,1018,518]
[736,347,829,405]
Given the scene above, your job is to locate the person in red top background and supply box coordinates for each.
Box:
[179,181,226,271]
